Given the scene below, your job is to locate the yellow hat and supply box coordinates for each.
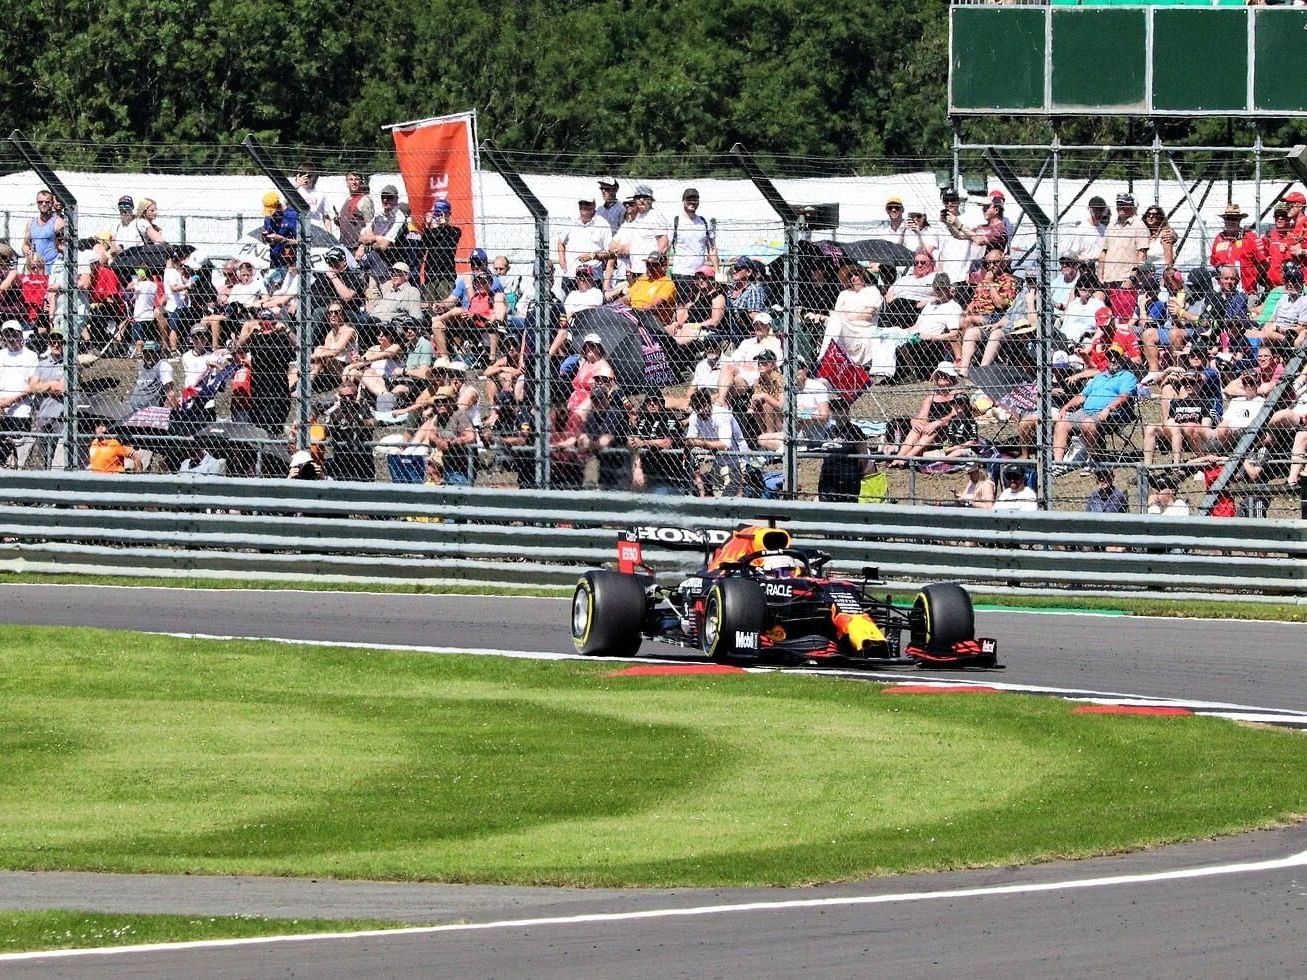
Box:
[261,191,281,216]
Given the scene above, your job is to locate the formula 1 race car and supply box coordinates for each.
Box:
[570,522,999,669]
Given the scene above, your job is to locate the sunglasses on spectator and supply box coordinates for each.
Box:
[913,259,930,266]
[886,205,903,211]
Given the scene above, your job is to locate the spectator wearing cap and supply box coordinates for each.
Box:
[724,257,769,345]
[685,386,747,496]
[1052,345,1137,466]
[338,171,375,252]
[957,249,1017,375]
[1082,306,1141,372]
[26,326,67,468]
[108,194,139,255]
[416,199,462,301]
[356,184,405,278]
[669,188,716,285]
[1251,262,1307,347]
[596,177,623,234]
[1283,190,1307,260]
[566,332,615,422]
[550,264,605,358]
[993,466,1039,512]
[1049,254,1083,314]
[1066,196,1110,266]
[628,251,677,325]
[574,374,630,490]
[602,183,668,275]
[717,313,782,404]
[886,361,965,465]
[558,195,612,290]
[322,376,376,481]
[1098,193,1149,287]
[368,262,423,325]
[342,321,403,390]
[316,245,371,336]
[1209,203,1265,294]
[431,247,505,355]
[412,384,477,485]
[746,348,784,439]
[808,263,886,372]
[180,322,228,393]
[1143,370,1215,467]
[259,191,300,274]
[0,319,39,466]
[433,266,506,364]
[672,265,726,345]
[629,392,690,495]
[876,196,908,240]
[126,340,177,413]
[1209,371,1266,451]
[1262,204,1295,288]
[933,188,977,284]
[942,193,1008,259]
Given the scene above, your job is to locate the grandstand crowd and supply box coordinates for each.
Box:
[1,172,1304,515]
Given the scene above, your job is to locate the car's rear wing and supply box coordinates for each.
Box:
[616,526,730,574]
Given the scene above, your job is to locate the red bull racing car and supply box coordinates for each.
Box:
[571,522,999,668]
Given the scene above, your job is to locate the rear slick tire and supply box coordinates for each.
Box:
[572,570,646,657]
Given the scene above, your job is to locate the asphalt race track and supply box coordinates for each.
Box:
[2,584,1306,978]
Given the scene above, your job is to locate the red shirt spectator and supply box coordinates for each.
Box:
[1284,191,1307,259]
[1263,206,1294,287]
[1209,203,1264,294]
[1082,307,1141,370]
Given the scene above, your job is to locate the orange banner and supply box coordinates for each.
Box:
[391,111,478,263]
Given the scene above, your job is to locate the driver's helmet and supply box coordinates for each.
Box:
[756,553,803,578]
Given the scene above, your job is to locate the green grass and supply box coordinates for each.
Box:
[2,626,1305,888]
[0,910,404,954]
[2,571,1305,621]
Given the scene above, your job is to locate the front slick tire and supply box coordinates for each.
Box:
[702,578,767,662]
[572,570,646,657]
[910,582,975,649]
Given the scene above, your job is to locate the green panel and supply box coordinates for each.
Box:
[950,7,1045,112]
[1050,10,1146,110]
[1153,9,1248,112]
[1253,9,1307,113]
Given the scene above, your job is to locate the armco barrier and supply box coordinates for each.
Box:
[0,472,1304,597]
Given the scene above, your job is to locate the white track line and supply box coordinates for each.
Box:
[5,847,1306,963]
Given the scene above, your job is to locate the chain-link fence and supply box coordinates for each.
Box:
[1,136,1303,519]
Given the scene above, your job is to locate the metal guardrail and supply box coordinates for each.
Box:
[1,473,1304,597]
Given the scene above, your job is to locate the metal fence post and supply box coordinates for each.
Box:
[731,144,801,494]
[9,130,79,469]
[242,135,314,452]
[481,139,551,488]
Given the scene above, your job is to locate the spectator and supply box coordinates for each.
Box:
[924,392,981,460]
[23,189,64,270]
[1263,204,1295,288]
[1066,196,1110,266]
[1204,263,1253,346]
[234,317,296,436]
[598,196,639,286]
[161,248,193,338]
[1049,255,1082,314]
[1085,465,1128,513]
[1284,190,1307,260]
[755,355,831,453]
[198,260,266,349]
[259,192,300,279]
[957,249,1017,375]
[952,458,996,509]
[1250,261,1307,347]
[1052,345,1137,466]
[482,332,526,406]
[566,332,614,419]
[596,176,624,234]
[0,320,38,465]
[672,265,726,344]
[127,266,164,356]
[550,264,604,358]
[431,248,503,358]
[685,386,746,496]
[108,195,138,256]
[913,273,963,345]
[669,187,716,286]
[180,323,229,391]
[993,466,1038,512]
[1082,307,1142,371]
[629,392,690,495]
[810,264,883,367]
[368,261,423,325]
[413,384,477,485]
[886,251,937,307]
[887,361,964,465]
[355,184,405,278]
[287,448,324,480]
[1143,372,1215,466]
[1209,203,1264,295]
[372,318,434,409]
[723,257,769,344]
[1146,477,1190,516]
[488,389,537,489]
[1015,349,1088,457]
[933,188,978,284]
[291,168,332,233]
[1285,427,1307,488]
[342,322,401,390]
[1209,372,1265,450]
[88,424,137,473]
[1098,193,1149,286]
[289,303,355,390]
[416,200,462,301]
[688,335,724,394]
[18,252,48,331]
[576,376,630,490]
[26,327,67,468]
[874,196,909,241]
[606,184,668,275]
[0,246,23,323]
[126,341,176,412]
[322,378,375,481]
[1058,273,1106,347]
[815,397,871,502]
[942,192,1007,256]
[1227,345,1284,398]
[717,314,782,404]
[338,170,374,252]
[628,252,677,326]
[558,196,612,291]
[745,349,784,441]
[1140,204,1177,269]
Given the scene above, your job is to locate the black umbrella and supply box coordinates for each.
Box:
[114,244,174,279]
[834,238,916,267]
[568,306,677,395]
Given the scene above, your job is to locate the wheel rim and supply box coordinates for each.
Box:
[703,593,720,652]
[571,587,591,639]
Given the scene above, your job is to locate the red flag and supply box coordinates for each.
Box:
[390,111,478,263]
[816,341,870,399]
